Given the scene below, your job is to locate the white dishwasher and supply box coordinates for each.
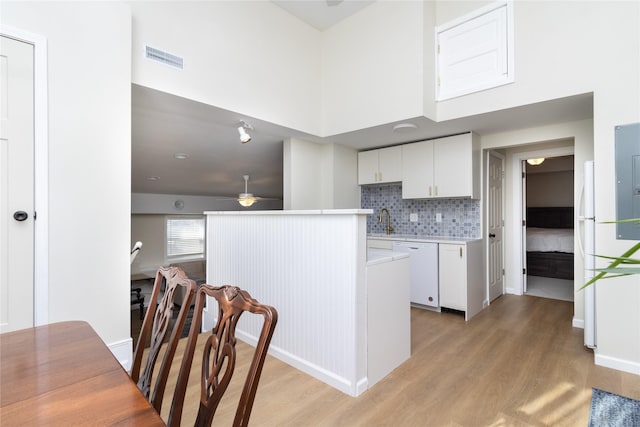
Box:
[392,242,439,308]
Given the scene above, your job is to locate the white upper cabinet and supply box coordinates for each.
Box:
[436,1,514,101]
[401,141,435,198]
[402,132,480,199]
[358,146,402,185]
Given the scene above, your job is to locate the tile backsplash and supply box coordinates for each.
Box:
[361,184,481,238]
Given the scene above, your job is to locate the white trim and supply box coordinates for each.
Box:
[108,338,134,372]
[595,352,640,376]
[0,26,49,326]
[572,317,585,329]
[510,146,574,295]
[236,329,363,397]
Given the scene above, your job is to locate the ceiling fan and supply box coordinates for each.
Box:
[237,175,279,207]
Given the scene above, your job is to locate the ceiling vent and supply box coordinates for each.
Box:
[144,45,184,70]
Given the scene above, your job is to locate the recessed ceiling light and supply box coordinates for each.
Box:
[174,153,188,159]
[146,176,160,181]
[392,123,418,132]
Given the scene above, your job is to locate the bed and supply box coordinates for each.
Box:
[526,207,574,280]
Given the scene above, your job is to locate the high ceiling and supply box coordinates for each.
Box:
[270,0,376,31]
[131,1,594,201]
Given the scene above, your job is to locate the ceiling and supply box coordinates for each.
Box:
[271,0,376,31]
[131,0,594,201]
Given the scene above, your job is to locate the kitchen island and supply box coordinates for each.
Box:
[204,210,410,396]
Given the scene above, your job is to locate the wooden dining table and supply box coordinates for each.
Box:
[0,321,165,426]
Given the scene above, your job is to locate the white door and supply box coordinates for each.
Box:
[0,35,35,332]
[487,151,504,302]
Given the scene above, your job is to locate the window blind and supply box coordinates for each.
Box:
[166,217,205,258]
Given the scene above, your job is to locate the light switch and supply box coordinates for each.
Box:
[409,213,418,222]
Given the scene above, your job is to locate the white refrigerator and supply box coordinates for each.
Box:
[579,160,596,348]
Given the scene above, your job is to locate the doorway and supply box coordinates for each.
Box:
[523,154,575,301]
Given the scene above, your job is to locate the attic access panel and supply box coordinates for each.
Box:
[435,1,514,101]
[615,122,640,240]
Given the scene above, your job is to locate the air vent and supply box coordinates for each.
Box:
[144,45,184,69]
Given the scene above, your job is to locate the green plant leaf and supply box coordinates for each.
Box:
[580,233,640,290]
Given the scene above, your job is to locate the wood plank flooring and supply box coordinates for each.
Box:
[157,295,640,426]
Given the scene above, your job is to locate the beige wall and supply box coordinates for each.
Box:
[2,2,132,355]
[527,171,574,207]
[130,215,166,276]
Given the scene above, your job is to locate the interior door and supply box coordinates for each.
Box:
[487,151,504,302]
[0,35,35,332]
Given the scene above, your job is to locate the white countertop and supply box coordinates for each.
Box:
[366,248,409,266]
[205,209,373,215]
[368,233,482,244]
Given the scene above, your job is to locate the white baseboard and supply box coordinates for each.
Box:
[505,287,522,296]
[595,351,640,376]
[572,317,585,329]
[108,338,133,372]
[236,329,364,397]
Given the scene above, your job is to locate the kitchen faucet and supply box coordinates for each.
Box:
[379,208,394,235]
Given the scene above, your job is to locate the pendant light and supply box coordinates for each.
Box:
[527,158,545,166]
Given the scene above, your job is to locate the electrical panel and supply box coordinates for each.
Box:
[615,122,640,240]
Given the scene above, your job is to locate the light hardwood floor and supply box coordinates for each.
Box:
[158,295,640,426]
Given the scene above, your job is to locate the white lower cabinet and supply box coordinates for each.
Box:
[438,240,484,321]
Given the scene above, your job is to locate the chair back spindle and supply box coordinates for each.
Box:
[169,285,277,427]
[131,266,196,413]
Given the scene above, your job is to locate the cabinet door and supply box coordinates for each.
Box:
[402,140,434,199]
[434,134,472,197]
[358,150,380,185]
[378,146,402,183]
[439,243,466,310]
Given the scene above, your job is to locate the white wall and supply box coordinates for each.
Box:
[330,143,361,209]
[2,2,132,357]
[321,0,425,134]
[284,139,359,210]
[130,1,323,135]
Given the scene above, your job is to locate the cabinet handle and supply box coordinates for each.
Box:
[435,185,438,196]
[429,186,432,196]
[378,171,382,181]
[459,247,463,257]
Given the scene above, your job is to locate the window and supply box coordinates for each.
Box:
[166,216,205,260]
[436,0,514,101]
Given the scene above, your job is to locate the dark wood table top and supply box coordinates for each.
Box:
[0,321,165,426]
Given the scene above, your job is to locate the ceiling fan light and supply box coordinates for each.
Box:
[237,193,257,207]
[237,126,252,143]
[527,158,545,166]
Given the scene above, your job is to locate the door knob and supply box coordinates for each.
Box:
[489,233,496,238]
[13,211,28,221]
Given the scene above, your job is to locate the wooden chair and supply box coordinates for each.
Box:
[168,285,278,427]
[131,266,196,413]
